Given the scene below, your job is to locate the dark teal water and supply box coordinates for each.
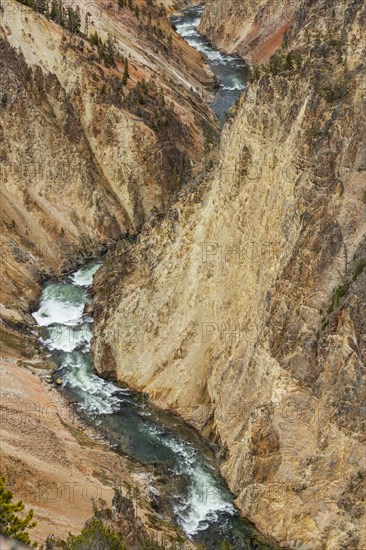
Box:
[172,5,247,122]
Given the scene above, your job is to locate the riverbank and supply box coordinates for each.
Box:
[0,354,195,546]
[172,5,247,122]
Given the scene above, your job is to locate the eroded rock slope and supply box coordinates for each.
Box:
[0,0,217,351]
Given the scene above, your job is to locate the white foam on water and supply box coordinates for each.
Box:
[198,47,226,62]
[223,83,245,91]
[179,27,199,38]
[61,353,128,416]
[33,297,85,326]
[32,280,89,326]
[34,258,237,539]
[175,22,195,32]
[144,423,235,536]
[174,15,201,31]
[41,323,93,352]
[71,261,102,287]
[167,438,235,535]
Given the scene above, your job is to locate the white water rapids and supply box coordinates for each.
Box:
[32,262,240,539]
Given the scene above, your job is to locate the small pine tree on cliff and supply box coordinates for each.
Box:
[123,58,129,85]
[0,476,37,547]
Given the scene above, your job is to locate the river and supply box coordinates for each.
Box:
[32,6,277,550]
[33,261,280,549]
[171,5,247,122]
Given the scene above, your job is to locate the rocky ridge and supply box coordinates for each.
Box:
[0,0,218,353]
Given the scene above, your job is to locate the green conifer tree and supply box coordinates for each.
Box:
[123,58,129,85]
[0,476,37,547]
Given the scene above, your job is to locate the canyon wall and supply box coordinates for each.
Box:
[0,0,217,352]
[94,0,366,547]
[199,0,297,63]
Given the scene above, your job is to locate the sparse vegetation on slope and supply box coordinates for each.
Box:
[43,490,188,550]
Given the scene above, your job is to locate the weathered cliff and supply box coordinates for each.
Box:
[198,0,297,63]
[0,0,217,352]
[93,0,366,547]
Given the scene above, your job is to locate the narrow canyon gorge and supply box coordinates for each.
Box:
[1,0,365,548]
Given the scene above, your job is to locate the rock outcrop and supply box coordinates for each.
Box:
[93,0,366,547]
[0,0,217,352]
[199,0,297,63]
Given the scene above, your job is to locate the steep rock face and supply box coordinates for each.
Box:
[0,0,217,347]
[0,40,128,324]
[94,0,366,548]
[198,0,297,63]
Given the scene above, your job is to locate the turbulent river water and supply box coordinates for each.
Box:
[33,262,277,549]
[172,5,247,122]
[32,7,276,550]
